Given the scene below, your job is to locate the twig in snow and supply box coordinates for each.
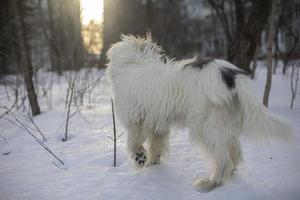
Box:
[62,71,78,142]
[21,107,47,141]
[106,99,126,167]
[0,101,17,119]
[52,161,68,171]
[0,105,47,142]
[112,98,117,167]
[0,106,64,165]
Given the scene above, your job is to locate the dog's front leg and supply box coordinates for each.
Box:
[127,125,147,167]
[147,132,169,166]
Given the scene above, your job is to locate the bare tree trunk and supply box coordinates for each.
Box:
[46,0,62,75]
[263,1,276,107]
[208,0,234,58]
[273,31,279,74]
[15,0,41,116]
[282,35,299,74]
[290,63,299,109]
[231,0,272,74]
[99,0,158,67]
[275,0,299,75]
[208,0,272,73]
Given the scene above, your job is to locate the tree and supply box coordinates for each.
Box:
[14,0,41,116]
[99,0,148,68]
[231,0,272,74]
[0,1,13,74]
[263,1,276,107]
[37,0,85,73]
[99,0,186,67]
[45,0,63,74]
[290,63,299,109]
[207,0,236,59]
[208,0,273,74]
[275,0,300,74]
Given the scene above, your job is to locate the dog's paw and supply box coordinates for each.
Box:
[146,154,161,166]
[193,179,221,192]
[231,167,237,174]
[134,152,147,167]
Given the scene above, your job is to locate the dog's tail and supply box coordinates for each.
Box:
[235,76,292,143]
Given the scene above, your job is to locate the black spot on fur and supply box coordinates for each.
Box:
[220,68,247,89]
[184,56,214,70]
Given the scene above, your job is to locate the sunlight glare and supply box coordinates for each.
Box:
[81,0,103,24]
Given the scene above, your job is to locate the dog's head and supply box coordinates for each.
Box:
[106,33,163,66]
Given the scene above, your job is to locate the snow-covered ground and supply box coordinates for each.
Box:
[0,65,299,200]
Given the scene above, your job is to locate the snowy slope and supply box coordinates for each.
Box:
[0,65,299,200]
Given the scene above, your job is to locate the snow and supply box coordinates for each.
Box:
[0,65,300,200]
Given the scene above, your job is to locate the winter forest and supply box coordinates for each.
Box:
[0,0,300,199]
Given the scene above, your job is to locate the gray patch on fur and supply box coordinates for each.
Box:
[184,56,214,70]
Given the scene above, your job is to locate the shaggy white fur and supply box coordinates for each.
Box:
[106,34,292,192]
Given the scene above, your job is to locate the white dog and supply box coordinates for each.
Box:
[107,34,292,191]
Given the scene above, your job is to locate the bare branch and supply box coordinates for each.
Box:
[0,105,64,165]
[117,131,126,140]
[52,161,68,171]
[208,0,234,43]
[111,98,117,167]
[106,135,113,141]
[62,71,78,142]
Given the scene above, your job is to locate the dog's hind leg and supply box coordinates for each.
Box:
[147,131,169,166]
[127,125,148,167]
[229,136,243,173]
[194,139,234,192]
[190,116,235,192]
